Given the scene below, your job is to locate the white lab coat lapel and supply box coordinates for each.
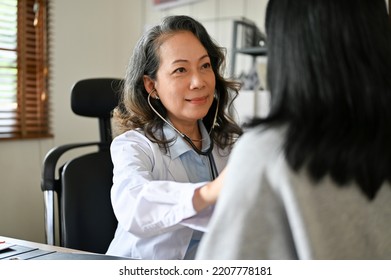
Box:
[166,156,190,182]
[162,124,193,183]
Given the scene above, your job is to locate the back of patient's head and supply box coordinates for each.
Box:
[252,0,391,199]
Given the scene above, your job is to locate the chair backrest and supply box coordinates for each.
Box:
[71,77,122,143]
[41,78,123,254]
[61,151,116,253]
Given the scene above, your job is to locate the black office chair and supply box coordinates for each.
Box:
[40,78,123,254]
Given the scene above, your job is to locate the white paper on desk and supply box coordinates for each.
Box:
[180,205,213,232]
[0,242,13,251]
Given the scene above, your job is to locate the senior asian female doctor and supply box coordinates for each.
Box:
[105,15,242,260]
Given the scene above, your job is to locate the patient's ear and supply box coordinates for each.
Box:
[143,75,155,94]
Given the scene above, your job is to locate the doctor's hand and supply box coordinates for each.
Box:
[192,168,227,213]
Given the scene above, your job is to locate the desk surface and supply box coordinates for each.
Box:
[1,236,84,253]
[0,236,129,260]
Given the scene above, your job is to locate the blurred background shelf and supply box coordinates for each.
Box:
[230,18,267,77]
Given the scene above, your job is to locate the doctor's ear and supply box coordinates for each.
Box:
[143,75,160,99]
[143,75,155,94]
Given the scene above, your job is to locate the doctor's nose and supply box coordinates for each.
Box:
[189,71,206,90]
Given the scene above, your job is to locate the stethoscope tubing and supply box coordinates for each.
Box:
[148,91,219,180]
[183,133,218,179]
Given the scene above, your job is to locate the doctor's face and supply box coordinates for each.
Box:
[152,31,216,131]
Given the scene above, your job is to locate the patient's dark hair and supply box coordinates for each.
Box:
[248,0,391,199]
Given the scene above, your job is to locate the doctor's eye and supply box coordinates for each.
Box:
[173,67,186,74]
[201,63,211,69]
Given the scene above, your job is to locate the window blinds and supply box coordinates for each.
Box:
[0,0,51,140]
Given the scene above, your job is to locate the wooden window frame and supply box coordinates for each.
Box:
[0,0,51,140]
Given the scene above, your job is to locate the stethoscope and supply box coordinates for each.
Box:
[147,89,219,180]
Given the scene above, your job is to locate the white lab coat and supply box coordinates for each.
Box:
[106,125,230,259]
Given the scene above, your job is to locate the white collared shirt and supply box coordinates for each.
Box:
[106,122,230,259]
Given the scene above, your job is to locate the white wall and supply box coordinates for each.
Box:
[0,0,267,244]
[52,0,144,146]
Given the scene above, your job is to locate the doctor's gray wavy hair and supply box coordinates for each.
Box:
[113,15,242,152]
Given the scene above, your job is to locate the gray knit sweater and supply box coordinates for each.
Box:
[196,126,391,259]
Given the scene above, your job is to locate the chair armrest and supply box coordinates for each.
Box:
[40,142,110,192]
